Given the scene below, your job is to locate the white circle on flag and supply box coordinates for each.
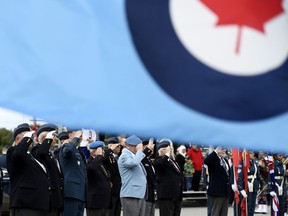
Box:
[169,0,288,76]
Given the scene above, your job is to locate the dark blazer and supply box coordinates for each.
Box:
[6,137,50,210]
[31,139,63,210]
[142,148,156,203]
[154,155,183,200]
[175,154,186,173]
[86,155,111,209]
[103,149,121,196]
[204,151,230,197]
[0,168,3,205]
[59,137,87,202]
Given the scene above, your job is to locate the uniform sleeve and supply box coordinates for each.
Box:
[237,162,244,191]
[61,137,80,157]
[119,151,145,169]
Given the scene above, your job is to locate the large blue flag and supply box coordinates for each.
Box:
[0,0,288,151]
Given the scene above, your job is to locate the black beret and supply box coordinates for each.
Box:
[142,138,156,145]
[142,139,149,145]
[58,132,69,141]
[36,123,57,137]
[157,140,170,150]
[13,123,31,141]
[107,137,119,144]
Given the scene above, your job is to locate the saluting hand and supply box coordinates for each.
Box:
[136,143,143,152]
[74,130,83,139]
[23,131,35,139]
[46,130,57,139]
[110,143,120,151]
[96,147,104,156]
[147,138,155,151]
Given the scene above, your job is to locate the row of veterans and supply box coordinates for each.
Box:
[204,147,288,216]
[6,123,185,216]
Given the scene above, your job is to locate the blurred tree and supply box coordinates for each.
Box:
[0,128,13,148]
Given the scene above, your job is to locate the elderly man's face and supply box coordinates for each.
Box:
[216,148,226,158]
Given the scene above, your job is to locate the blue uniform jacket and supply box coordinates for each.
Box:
[59,137,87,202]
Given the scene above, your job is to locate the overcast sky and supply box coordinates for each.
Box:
[0,107,33,130]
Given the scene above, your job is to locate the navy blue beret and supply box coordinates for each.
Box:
[13,123,31,140]
[125,135,142,146]
[36,123,57,137]
[58,132,69,141]
[90,141,105,149]
[107,137,119,144]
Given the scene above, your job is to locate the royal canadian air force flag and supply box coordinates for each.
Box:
[0,0,287,151]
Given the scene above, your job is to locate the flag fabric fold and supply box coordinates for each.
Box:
[0,0,288,151]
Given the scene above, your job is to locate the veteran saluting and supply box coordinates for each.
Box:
[7,123,51,216]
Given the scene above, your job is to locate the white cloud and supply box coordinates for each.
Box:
[0,107,33,130]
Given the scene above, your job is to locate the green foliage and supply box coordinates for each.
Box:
[0,128,13,151]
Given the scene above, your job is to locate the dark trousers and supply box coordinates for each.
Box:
[207,195,212,216]
[192,170,202,191]
[157,199,182,216]
[86,209,109,216]
[62,198,85,216]
[108,195,121,216]
[48,208,62,216]
[10,208,48,216]
[209,195,229,216]
[247,192,257,216]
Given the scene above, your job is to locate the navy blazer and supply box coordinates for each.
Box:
[7,137,50,210]
[86,155,111,209]
[102,149,121,196]
[142,148,156,203]
[154,155,183,200]
[204,151,231,198]
[31,139,63,210]
[59,138,87,202]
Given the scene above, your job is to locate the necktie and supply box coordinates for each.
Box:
[49,151,61,173]
[169,159,180,173]
[221,158,229,176]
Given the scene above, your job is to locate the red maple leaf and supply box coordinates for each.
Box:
[200,0,284,54]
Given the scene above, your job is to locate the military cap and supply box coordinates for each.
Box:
[13,123,31,141]
[58,131,69,141]
[36,123,57,137]
[142,138,156,145]
[90,141,105,149]
[107,137,119,144]
[125,135,142,146]
[157,140,170,150]
[142,139,149,145]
